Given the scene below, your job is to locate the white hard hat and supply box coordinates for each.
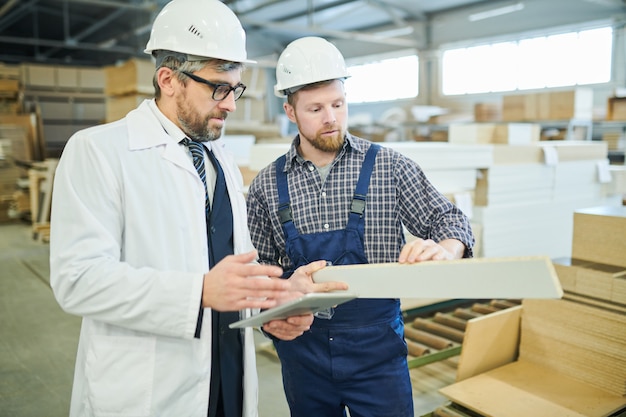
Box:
[274,36,350,98]
[144,0,255,64]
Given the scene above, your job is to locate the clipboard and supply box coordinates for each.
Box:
[229,292,358,329]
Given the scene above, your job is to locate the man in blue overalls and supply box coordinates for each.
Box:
[248,37,475,417]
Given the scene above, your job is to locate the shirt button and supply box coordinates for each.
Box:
[329,337,334,341]
[308,165,315,171]
[323,223,330,229]
[321,191,326,197]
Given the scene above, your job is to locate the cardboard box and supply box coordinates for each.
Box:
[540,140,608,163]
[105,58,154,96]
[448,123,539,145]
[553,258,626,302]
[576,262,626,301]
[20,63,103,92]
[489,141,607,165]
[503,89,593,121]
[21,63,57,89]
[448,123,496,144]
[0,78,19,93]
[607,97,626,121]
[538,89,593,120]
[602,131,623,150]
[502,94,537,121]
[493,123,540,144]
[78,67,105,91]
[0,63,20,79]
[0,163,22,196]
[0,100,20,114]
[56,66,79,89]
[474,102,501,122]
[572,206,626,269]
[0,114,45,161]
[552,258,594,292]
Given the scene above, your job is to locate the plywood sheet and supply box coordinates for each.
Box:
[313,256,563,299]
[440,361,626,417]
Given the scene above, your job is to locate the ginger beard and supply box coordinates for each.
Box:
[176,90,226,142]
[295,115,345,153]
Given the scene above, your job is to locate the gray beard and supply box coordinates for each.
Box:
[176,93,223,142]
[178,115,221,142]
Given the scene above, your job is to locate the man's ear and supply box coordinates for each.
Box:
[156,67,177,97]
[284,102,296,123]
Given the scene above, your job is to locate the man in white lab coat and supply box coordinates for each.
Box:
[49,1,345,416]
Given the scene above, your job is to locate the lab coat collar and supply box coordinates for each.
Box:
[125,99,173,150]
[124,99,195,175]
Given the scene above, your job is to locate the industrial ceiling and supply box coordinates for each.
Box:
[0,0,624,68]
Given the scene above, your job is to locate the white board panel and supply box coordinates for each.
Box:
[313,256,563,299]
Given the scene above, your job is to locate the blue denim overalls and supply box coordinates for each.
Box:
[272,144,414,417]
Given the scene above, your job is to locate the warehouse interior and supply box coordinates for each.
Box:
[1,0,626,416]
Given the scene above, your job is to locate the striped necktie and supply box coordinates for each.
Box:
[181,138,242,416]
[182,138,209,217]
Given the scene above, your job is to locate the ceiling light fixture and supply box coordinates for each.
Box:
[468,2,525,22]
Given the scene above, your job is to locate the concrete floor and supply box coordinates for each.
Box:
[0,222,454,417]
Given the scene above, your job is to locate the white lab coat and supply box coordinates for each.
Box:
[50,100,259,417]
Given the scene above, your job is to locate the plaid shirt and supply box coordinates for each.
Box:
[246,134,474,272]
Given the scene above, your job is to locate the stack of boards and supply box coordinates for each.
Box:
[437,206,626,417]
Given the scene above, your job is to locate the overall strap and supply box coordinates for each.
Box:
[275,144,381,236]
[346,144,380,230]
[275,155,299,239]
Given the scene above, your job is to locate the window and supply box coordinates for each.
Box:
[345,54,419,103]
[441,26,612,95]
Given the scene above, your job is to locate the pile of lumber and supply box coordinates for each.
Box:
[436,205,626,417]
[473,141,621,259]
[521,298,626,396]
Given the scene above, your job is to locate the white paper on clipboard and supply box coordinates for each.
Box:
[229,292,358,329]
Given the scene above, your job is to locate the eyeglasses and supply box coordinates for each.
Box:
[181,71,246,101]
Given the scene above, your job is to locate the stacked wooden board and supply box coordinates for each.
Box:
[436,205,626,417]
[473,141,622,259]
[520,298,626,397]
[104,58,153,123]
[553,206,626,304]
[248,141,492,199]
[0,125,30,223]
